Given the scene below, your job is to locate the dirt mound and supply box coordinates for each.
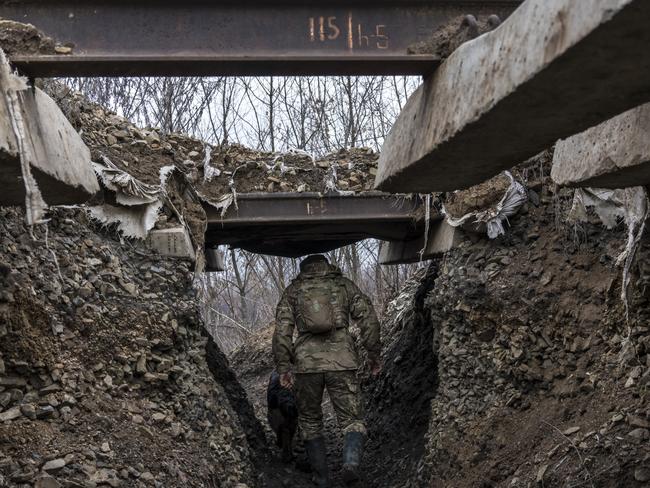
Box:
[419,176,650,487]
[362,163,650,486]
[443,151,550,219]
[408,14,501,58]
[444,172,512,217]
[0,19,72,56]
[0,207,255,487]
[196,146,378,200]
[51,86,380,206]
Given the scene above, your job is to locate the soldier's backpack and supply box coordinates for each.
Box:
[295,279,347,334]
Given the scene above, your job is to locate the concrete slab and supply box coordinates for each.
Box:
[148,227,196,260]
[205,247,225,272]
[379,220,464,265]
[0,70,99,206]
[375,0,650,193]
[552,103,650,188]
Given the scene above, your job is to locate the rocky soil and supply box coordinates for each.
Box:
[407,14,501,59]
[0,207,258,488]
[0,20,73,57]
[444,173,513,217]
[417,180,650,488]
[51,86,380,205]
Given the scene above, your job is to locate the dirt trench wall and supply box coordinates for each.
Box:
[205,336,268,454]
[0,207,256,487]
[349,173,650,487]
[361,265,439,488]
[419,186,650,487]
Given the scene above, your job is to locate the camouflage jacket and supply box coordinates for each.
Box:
[273,261,381,374]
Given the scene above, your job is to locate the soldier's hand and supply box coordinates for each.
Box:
[369,358,382,378]
[280,372,294,389]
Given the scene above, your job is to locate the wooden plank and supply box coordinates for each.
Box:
[375,0,650,193]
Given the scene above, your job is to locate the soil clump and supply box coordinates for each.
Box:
[52,86,380,205]
[408,14,501,58]
[0,20,72,56]
[444,172,512,217]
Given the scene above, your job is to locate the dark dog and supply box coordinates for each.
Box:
[267,371,298,463]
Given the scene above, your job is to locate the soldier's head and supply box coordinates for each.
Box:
[299,254,329,272]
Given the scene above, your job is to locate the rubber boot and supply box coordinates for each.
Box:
[305,437,331,488]
[341,432,364,485]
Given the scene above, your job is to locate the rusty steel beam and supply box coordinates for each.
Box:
[205,192,422,226]
[0,0,522,77]
[203,192,436,257]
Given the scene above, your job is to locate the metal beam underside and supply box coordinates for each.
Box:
[0,0,522,77]
[204,192,434,257]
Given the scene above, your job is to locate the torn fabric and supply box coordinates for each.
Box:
[568,186,649,317]
[202,145,220,182]
[419,194,432,261]
[201,193,235,218]
[325,164,338,193]
[88,155,175,239]
[567,188,640,229]
[443,171,528,239]
[89,203,163,239]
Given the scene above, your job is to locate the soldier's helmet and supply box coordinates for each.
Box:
[300,254,329,271]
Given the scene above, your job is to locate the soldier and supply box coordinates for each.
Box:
[273,254,382,487]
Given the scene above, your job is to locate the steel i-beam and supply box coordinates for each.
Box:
[0,0,521,77]
[203,192,433,257]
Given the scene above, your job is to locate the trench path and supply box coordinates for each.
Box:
[236,367,352,488]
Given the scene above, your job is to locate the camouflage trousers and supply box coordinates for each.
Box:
[294,370,366,441]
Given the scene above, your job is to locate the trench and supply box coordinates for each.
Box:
[222,262,441,488]
[205,336,267,453]
[362,263,439,488]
